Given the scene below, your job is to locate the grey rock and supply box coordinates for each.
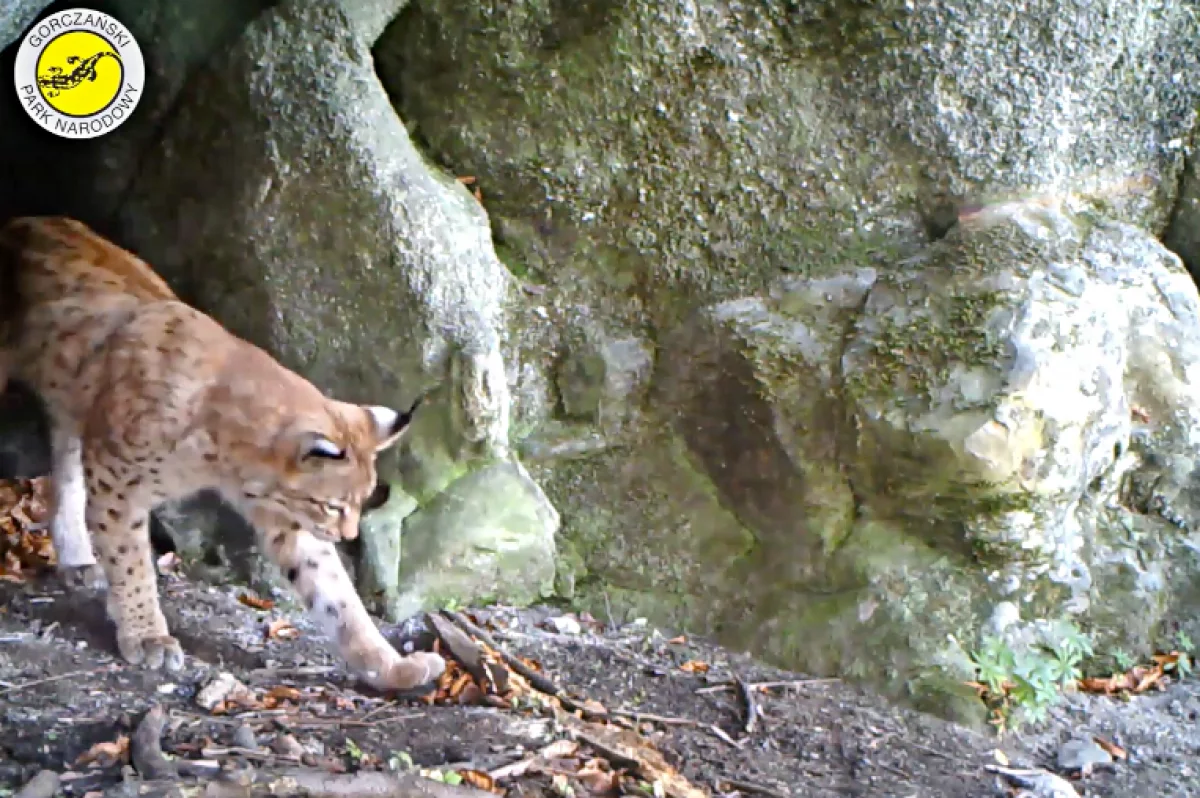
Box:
[1056,737,1112,773]
[0,0,50,50]
[386,460,559,621]
[1165,149,1200,282]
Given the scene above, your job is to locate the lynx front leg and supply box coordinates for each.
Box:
[262,528,444,691]
[83,452,183,671]
[48,430,107,589]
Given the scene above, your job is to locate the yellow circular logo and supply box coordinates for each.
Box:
[35,30,124,118]
[13,9,144,140]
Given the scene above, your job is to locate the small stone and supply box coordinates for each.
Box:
[195,672,254,711]
[1056,737,1112,773]
[546,615,582,635]
[232,724,258,750]
[273,734,306,759]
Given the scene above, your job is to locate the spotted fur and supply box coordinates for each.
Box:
[0,216,444,690]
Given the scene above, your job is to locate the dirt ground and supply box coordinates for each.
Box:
[1,561,1198,798]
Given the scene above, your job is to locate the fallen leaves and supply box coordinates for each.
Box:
[0,477,53,582]
[266,618,300,640]
[678,660,709,674]
[75,734,130,768]
[238,592,276,611]
[1077,651,1192,697]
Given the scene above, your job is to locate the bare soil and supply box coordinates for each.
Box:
[0,568,1197,798]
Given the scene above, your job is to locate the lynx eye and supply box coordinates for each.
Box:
[323,501,348,518]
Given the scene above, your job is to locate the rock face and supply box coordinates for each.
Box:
[2,0,1200,719]
[372,0,1200,712]
[0,0,558,617]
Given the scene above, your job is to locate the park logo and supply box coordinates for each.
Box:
[12,8,144,140]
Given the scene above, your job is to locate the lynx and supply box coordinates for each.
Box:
[0,216,445,691]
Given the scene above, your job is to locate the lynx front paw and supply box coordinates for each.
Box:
[117,632,185,671]
[57,563,108,590]
[368,651,446,691]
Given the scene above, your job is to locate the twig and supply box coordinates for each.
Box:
[14,770,60,798]
[695,678,839,695]
[200,767,491,797]
[247,665,338,679]
[602,589,617,633]
[0,666,115,696]
[610,710,699,727]
[444,611,561,696]
[132,705,177,779]
[201,745,301,763]
[706,724,745,748]
[734,676,759,735]
[443,610,600,718]
[489,739,579,781]
[895,736,955,761]
[715,777,789,798]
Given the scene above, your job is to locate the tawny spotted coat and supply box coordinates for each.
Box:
[0,216,444,690]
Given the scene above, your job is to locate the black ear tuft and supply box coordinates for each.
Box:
[396,393,423,433]
[363,481,391,512]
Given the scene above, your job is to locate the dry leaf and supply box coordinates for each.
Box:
[667,636,687,645]
[576,759,623,794]
[992,749,1010,766]
[156,552,181,574]
[679,660,709,674]
[266,618,299,640]
[457,769,499,793]
[1092,736,1127,761]
[239,593,275,611]
[75,734,130,768]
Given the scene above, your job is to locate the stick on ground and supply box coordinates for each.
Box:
[14,770,60,798]
[734,675,759,735]
[132,704,178,779]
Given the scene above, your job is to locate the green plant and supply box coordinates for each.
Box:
[969,622,1094,734]
[1111,648,1136,672]
[1176,630,1195,654]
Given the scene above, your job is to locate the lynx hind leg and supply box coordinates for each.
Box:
[48,430,106,589]
[83,453,183,671]
[262,528,444,691]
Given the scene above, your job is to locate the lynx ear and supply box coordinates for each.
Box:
[366,394,422,452]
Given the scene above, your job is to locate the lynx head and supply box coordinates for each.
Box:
[248,395,421,544]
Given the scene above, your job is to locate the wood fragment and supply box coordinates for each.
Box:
[488,739,580,781]
[426,613,491,686]
[132,704,178,779]
[734,676,759,735]
[609,709,699,727]
[716,777,790,798]
[200,767,493,797]
[559,713,707,798]
[201,746,302,763]
[695,678,839,695]
[0,666,115,696]
[14,770,60,798]
[443,611,561,697]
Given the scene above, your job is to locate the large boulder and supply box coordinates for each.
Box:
[0,0,559,616]
[375,0,1200,711]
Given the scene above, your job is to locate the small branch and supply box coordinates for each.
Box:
[443,611,561,696]
[610,710,699,727]
[200,746,301,763]
[715,777,790,798]
[201,767,492,798]
[0,666,115,696]
[14,770,60,798]
[734,676,759,735]
[705,725,745,749]
[132,705,178,779]
[695,678,838,695]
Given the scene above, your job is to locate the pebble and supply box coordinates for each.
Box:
[546,615,582,635]
[232,724,258,750]
[1056,737,1112,773]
